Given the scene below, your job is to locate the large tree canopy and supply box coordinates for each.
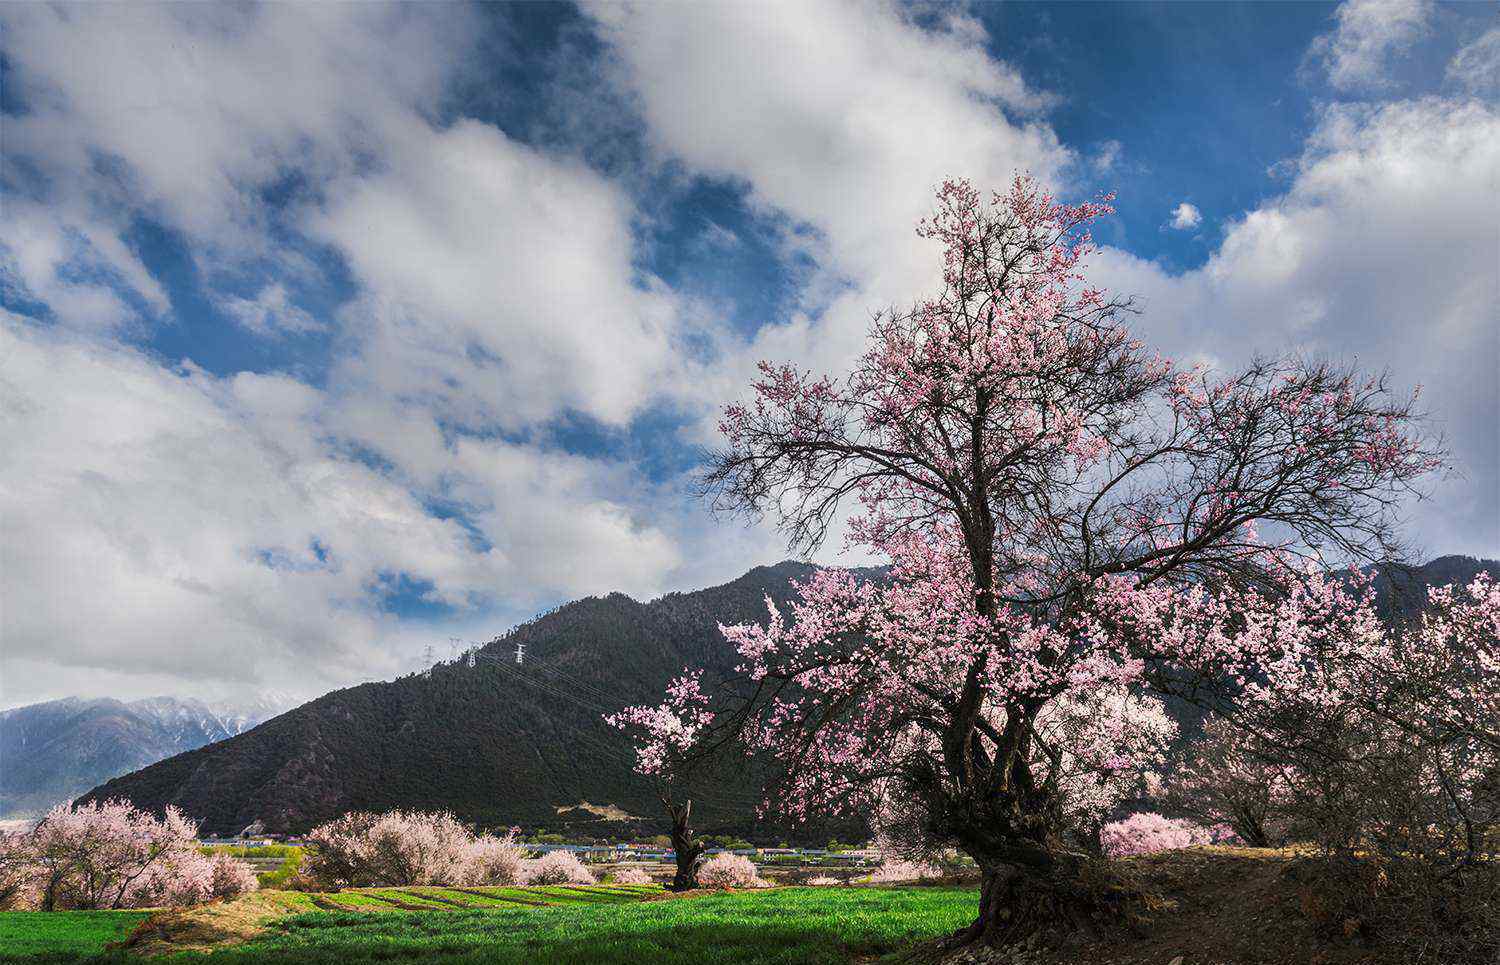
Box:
[613,176,1448,947]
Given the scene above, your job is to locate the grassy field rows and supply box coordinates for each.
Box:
[0,885,974,964]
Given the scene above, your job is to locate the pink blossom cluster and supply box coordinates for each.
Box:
[609,866,654,885]
[695,852,765,889]
[603,671,713,777]
[1100,812,1236,857]
[305,810,525,888]
[521,849,595,885]
[0,799,257,910]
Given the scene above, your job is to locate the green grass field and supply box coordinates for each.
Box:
[0,911,150,958]
[0,886,974,964]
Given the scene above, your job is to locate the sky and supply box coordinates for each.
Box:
[1,0,1496,710]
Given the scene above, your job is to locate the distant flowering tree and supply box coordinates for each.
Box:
[305,810,524,888]
[1163,717,1294,848]
[615,175,1442,948]
[523,850,595,885]
[695,852,764,889]
[1099,812,1230,858]
[609,866,654,885]
[604,673,715,890]
[10,799,254,910]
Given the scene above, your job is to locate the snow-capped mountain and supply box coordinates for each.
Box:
[0,694,291,819]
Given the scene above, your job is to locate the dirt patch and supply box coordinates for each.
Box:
[554,800,641,822]
[117,892,312,955]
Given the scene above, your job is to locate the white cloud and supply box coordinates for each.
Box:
[1168,202,1203,231]
[1308,0,1434,92]
[217,284,322,338]
[1447,27,1500,96]
[0,317,690,708]
[309,120,688,431]
[0,4,468,260]
[589,0,1072,418]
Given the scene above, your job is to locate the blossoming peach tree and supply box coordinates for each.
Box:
[612,176,1446,947]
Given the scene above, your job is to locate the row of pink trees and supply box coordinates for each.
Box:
[610,176,1468,950]
[0,800,257,911]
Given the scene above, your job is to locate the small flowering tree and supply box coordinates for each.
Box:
[523,850,595,885]
[695,852,764,889]
[10,800,255,910]
[1163,717,1294,848]
[304,810,525,888]
[605,674,715,890]
[619,176,1441,948]
[1099,812,1230,857]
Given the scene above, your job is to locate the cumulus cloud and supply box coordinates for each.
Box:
[0,317,689,706]
[1168,202,1203,231]
[590,0,1071,413]
[309,120,688,431]
[1447,27,1500,96]
[0,3,703,706]
[217,285,322,338]
[1307,0,1434,92]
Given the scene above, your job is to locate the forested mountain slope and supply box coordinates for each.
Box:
[80,562,839,839]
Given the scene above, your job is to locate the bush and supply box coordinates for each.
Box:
[608,867,653,885]
[523,850,595,885]
[305,811,525,888]
[866,857,944,883]
[2,799,247,910]
[466,832,526,886]
[696,853,764,889]
[209,853,260,900]
[1100,812,1232,857]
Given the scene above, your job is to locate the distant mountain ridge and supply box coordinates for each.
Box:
[0,694,287,820]
[75,556,1495,840]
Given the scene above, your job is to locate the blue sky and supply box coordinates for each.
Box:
[1,1,1496,707]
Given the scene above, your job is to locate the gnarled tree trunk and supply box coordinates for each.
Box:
[666,799,705,891]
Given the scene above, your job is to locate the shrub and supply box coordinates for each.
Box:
[466,832,526,886]
[696,853,763,889]
[209,853,260,900]
[523,850,595,885]
[866,857,944,883]
[6,799,236,910]
[1100,812,1231,857]
[306,811,529,888]
[609,867,653,885]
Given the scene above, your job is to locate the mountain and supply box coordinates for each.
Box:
[80,562,844,841]
[0,695,287,820]
[77,556,1495,841]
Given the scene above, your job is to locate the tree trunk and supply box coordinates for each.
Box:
[953,858,1126,950]
[666,799,705,891]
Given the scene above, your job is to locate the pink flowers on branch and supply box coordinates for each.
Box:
[2,799,257,910]
[621,175,1445,948]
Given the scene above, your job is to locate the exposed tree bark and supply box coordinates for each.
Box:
[666,798,705,891]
